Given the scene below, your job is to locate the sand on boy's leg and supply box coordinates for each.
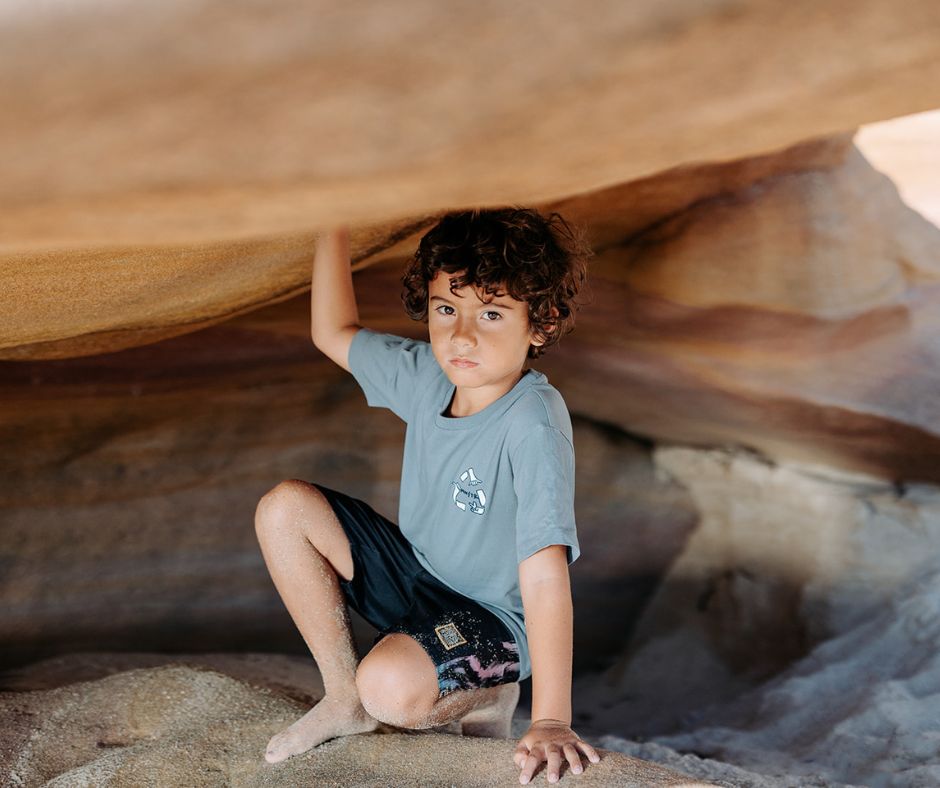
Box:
[254,481,380,763]
[441,682,521,738]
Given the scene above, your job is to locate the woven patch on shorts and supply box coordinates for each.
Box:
[434,621,468,650]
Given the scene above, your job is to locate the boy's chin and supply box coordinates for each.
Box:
[444,368,480,385]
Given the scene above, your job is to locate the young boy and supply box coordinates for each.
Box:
[255,207,599,784]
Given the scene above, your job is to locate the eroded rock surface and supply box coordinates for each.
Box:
[538,136,940,483]
[575,446,940,743]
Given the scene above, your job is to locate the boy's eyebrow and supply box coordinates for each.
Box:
[430,294,515,308]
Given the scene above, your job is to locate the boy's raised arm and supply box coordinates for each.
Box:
[310,226,362,373]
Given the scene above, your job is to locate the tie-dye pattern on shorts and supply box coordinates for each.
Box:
[436,640,521,696]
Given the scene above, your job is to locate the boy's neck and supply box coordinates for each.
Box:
[445,369,528,418]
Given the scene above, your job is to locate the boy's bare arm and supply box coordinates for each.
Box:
[516,545,599,784]
[310,226,362,372]
[520,545,573,724]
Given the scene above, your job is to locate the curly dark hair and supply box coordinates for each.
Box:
[401,207,592,359]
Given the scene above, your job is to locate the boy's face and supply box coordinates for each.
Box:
[427,270,544,397]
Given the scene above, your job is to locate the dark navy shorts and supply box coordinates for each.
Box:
[312,483,521,698]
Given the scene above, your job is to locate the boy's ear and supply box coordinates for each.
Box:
[530,307,560,346]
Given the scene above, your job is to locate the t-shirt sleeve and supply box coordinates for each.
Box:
[347,326,438,423]
[510,424,581,566]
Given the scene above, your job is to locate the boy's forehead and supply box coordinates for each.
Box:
[429,270,517,304]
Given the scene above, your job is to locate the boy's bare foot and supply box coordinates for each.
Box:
[459,681,520,739]
[264,695,379,763]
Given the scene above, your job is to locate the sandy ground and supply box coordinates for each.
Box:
[0,652,720,787]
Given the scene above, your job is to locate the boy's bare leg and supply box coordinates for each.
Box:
[254,480,379,763]
[423,681,521,738]
[455,681,521,737]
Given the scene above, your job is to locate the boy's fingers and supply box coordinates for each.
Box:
[519,752,542,784]
[546,748,563,783]
[514,743,530,768]
[576,740,600,763]
[563,743,583,774]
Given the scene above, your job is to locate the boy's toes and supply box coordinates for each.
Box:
[264,733,297,763]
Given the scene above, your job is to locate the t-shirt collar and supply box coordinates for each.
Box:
[434,368,541,430]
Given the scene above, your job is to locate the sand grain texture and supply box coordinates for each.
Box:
[0,655,711,787]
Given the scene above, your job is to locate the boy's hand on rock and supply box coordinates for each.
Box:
[514,719,600,784]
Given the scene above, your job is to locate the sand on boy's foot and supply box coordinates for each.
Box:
[263,693,379,763]
[0,652,711,787]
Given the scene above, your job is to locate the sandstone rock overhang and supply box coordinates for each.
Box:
[2,0,939,358]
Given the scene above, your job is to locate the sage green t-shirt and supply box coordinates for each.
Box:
[347,327,580,681]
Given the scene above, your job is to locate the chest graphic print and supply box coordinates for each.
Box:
[451,467,487,515]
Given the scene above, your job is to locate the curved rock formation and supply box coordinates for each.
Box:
[653,557,940,786]
[2,1,940,358]
[537,134,940,483]
[575,447,940,735]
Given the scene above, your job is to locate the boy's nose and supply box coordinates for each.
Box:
[451,321,477,349]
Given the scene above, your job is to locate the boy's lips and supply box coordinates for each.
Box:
[450,357,478,368]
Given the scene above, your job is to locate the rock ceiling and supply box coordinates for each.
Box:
[2,0,939,361]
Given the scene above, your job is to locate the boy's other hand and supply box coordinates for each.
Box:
[514,719,600,784]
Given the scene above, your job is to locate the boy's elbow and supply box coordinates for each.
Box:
[312,322,359,346]
[310,323,339,346]
[312,324,361,372]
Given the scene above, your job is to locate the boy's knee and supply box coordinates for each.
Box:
[355,636,439,726]
[254,479,314,531]
[356,668,433,728]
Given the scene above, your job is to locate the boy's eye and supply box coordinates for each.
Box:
[433,305,501,321]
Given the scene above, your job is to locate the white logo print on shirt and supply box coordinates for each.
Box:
[451,467,487,515]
